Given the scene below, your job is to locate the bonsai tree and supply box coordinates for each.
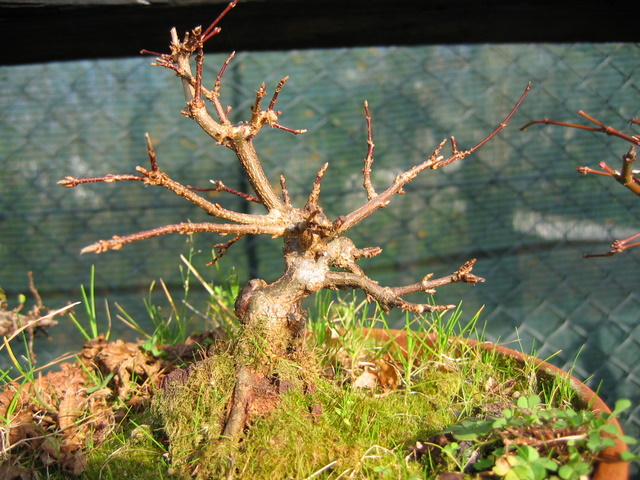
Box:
[59,0,529,440]
[521,112,639,257]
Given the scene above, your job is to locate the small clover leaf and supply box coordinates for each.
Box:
[557,459,590,480]
[445,418,493,441]
[516,394,541,410]
[611,398,632,415]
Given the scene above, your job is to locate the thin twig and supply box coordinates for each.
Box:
[520,111,640,146]
[145,133,159,171]
[208,234,244,265]
[202,0,238,42]
[80,222,286,254]
[433,82,531,169]
[335,84,531,235]
[187,180,262,204]
[212,51,236,123]
[58,174,144,187]
[584,232,640,258]
[271,123,307,135]
[306,163,329,208]
[362,100,378,200]
[269,76,289,111]
[522,109,640,255]
[280,175,291,206]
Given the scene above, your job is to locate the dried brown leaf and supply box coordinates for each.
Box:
[374,358,400,391]
[0,460,36,480]
[353,368,378,391]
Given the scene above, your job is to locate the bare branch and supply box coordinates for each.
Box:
[576,149,640,195]
[334,84,531,236]
[431,82,531,169]
[521,110,640,146]
[212,51,236,124]
[324,271,456,314]
[58,174,144,187]
[231,138,288,211]
[271,123,308,135]
[187,180,262,204]
[521,118,604,133]
[144,133,160,171]
[390,259,485,296]
[249,83,269,128]
[522,109,640,255]
[81,222,286,255]
[245,80,307,136]
[142,10,307,213]
[280,175,292,206]
[332,140,444,235]
[202,0,237,41]
[584,232,640,258]
[60,138,282,226]
[268,76,289,111]
[208,234,245,265]
[322,247,482,314]
[59,133,156,187]
[139,163,279,225]
[185,74,289,211]
[306,163,329,208]
[362,100,378,200]
[137,138,278,223]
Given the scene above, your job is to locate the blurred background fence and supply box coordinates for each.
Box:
[1,43,639,447]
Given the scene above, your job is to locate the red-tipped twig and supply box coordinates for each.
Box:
[522,111,640,256]
[334,83,532,236]
[188,180,262,204]
[584,232,640,258]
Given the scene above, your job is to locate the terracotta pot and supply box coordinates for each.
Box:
[360,328,629,480]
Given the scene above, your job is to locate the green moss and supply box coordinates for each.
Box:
[65,326,582,480]
[75,417,169,480]
[183,375,453,479]
[152,354,237,477]
[151,343,472,479]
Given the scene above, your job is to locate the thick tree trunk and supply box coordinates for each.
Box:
[222,239,327,438]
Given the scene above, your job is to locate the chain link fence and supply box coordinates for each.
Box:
[1,44,639,451]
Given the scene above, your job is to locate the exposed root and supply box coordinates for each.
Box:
[221,364,256,440]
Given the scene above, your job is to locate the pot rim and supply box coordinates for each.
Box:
[358,327,629,480]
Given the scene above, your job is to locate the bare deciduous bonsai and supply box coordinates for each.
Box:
[59,0,529,440]
[521,112,640,257]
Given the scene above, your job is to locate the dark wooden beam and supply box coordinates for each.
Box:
[1,0,634,65]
